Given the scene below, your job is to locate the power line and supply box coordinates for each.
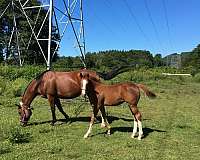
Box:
[86,2,118,38]
[144,0,164,53]
[123,0,155,51]
[162,0,174,53]
[103,0,128,34]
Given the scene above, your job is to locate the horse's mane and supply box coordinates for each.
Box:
[22,70,50,98]
[35,70,50,81]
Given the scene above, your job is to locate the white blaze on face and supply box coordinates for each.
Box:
[81,79,88,96]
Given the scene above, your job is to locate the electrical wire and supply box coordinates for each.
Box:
[162,0,174,52]
[144,0,164,53]
[123,0,155,51]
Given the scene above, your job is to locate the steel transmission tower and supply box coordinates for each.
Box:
[0,0,86,69]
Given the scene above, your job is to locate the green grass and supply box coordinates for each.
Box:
[0,74,200,160]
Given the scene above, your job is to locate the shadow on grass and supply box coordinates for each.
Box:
[27,116,150,126]
[91,127,166,139]
[110,127,166,138]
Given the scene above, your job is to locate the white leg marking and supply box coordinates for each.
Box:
[131,120,138,138]
[105,119,111,135]
[137,120,143,140]
[84,123,93,138]
[100,114,106,128]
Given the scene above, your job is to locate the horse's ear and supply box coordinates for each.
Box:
[79,72,83,78]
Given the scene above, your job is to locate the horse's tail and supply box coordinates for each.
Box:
[136,84,156,98]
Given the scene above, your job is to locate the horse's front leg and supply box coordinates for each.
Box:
[47,95,56,125]
[100,113,106,128]
[84,105,99,138]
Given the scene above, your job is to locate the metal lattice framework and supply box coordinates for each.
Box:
[0,0,86,69]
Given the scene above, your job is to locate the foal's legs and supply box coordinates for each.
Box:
[100,113,106,128]
[84,105,99,138]
[129,105,143,140]
[131,116,138,138]
[47,95,56,125]
[100,106,111,135]
[55,98,69,120]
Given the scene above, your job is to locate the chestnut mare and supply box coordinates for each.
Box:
[80,72,156,140]
[17,68,126,126]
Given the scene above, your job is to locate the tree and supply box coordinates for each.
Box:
[0,42,3,62]
[0,0,59,65]
[154,54,163,67]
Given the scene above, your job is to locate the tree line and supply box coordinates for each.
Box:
[53,44,200,71]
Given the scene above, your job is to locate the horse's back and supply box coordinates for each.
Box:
[39,71,81,98]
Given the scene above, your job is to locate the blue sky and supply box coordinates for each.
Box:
[53,0,200,57]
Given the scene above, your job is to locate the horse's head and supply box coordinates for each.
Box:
[80,72,89,96]
[16,102,32,126]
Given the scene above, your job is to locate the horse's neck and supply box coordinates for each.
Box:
[22,80,38,106]
[90,80,102,91]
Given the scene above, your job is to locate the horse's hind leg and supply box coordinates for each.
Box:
[100,106,111,135]
[129,105,143,140]
[47,95,56,125]
[131,116,138,138]
[55,98,69,120]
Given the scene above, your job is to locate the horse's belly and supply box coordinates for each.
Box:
[104,98,124,106]
[57,88,81,98]
[55,80,81,98]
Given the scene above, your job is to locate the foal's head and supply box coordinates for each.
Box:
[80,72,89,96]
[16,102,32,126]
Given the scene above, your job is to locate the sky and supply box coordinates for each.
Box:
[52,0,200,57]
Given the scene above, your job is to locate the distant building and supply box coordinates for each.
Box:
[165,53,181,69]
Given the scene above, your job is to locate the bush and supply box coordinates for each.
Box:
[12,78,29,97]
[5,78,28,97]
[8,127,32,144]
[0,65,45,80]
[0,76,7,95]
[193,73,200,83]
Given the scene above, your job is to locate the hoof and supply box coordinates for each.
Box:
[101,123,106,128]
[107,130,111,135]
[84,134,88,139]
[20,123,27,127]
[131,132,138,138]
[137,134,144,140]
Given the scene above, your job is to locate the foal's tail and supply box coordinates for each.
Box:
[136,84,156,98]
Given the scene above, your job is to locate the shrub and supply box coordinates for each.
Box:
[193,73,200,83]
[0,65,45,80]
[5,78,28,97]
[8,127,32,144]
[0,76,7,95]
[12,78,29,97]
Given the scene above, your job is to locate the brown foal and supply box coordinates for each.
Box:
[80,72,156,140]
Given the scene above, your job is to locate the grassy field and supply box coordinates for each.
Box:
[0,71,200,160]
